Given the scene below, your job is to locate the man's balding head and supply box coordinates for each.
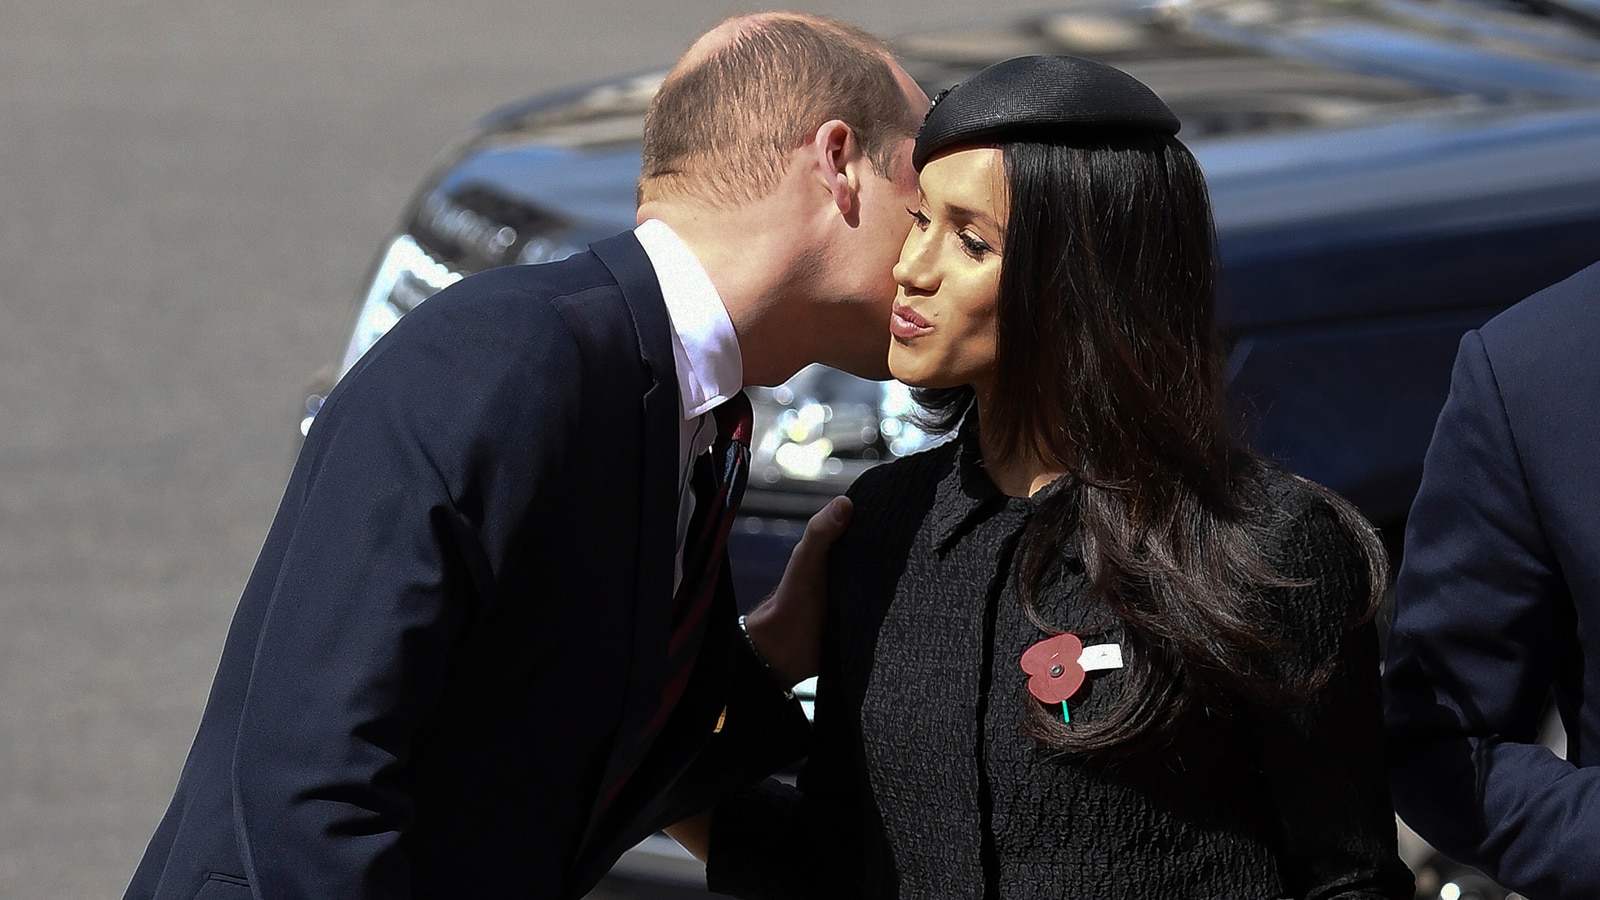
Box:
[638,13,922,207]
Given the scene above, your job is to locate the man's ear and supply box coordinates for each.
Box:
[810,119,859,217]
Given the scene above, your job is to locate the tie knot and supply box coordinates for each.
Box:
[711,391,753,448]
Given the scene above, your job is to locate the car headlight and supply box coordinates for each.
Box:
[334,230,585,387]
[337,234,464,382]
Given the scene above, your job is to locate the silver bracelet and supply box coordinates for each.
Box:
[738,614,796,701]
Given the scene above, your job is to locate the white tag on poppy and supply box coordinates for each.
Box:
[1079,643,1123,671]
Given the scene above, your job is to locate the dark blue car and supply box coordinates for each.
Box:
[304,2,1600,896]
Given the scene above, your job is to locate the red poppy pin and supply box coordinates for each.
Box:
[1021,633,1086,705]
[1020,634,1124,723]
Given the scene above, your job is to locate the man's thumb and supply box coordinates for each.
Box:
[801,495,853,548]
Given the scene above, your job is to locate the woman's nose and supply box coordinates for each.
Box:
[894,233,937,292]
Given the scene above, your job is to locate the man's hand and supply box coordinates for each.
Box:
[743,495,852,688]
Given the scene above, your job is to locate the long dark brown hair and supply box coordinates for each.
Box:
[917,134,1386,755]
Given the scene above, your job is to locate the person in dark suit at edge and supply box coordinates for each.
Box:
[1385,262,1600,899]
[123,13,928,900]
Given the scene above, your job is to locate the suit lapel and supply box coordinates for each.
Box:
[577,232,680,856]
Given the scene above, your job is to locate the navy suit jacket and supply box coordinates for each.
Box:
[1385,260,1600,898]
[124,233,807,900]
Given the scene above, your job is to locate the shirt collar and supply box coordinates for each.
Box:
[634,218,743,420]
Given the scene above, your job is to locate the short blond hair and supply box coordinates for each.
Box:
[639,13,920,206]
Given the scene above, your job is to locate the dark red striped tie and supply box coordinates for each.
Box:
[651,390,753,727]
[599,391,753,810]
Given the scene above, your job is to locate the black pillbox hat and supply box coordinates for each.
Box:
[913,55,1180,171]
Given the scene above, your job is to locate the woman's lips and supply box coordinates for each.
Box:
[890,303,933,339]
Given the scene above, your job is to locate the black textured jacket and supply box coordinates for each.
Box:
[707,425,1414,899]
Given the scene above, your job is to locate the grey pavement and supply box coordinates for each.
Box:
[0,1,1046,896]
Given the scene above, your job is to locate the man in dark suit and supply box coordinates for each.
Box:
[1385,261,1600,899]
[124,13,927,900]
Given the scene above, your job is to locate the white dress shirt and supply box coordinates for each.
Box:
[634,218,744,590]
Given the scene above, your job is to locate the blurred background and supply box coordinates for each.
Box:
[0,1,1059,896]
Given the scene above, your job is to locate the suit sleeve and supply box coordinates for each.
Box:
[640,618,813,832]
[1384,330,1600,899]
[229,287,584,899]
[1243,494,1414,900]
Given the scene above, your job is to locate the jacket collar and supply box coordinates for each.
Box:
[593,231,676,394]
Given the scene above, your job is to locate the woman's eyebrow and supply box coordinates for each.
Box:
[944,202,1003,233]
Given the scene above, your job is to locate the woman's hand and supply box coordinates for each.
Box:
[743,495,852,688]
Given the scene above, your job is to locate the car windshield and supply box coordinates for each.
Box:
[897,0,1600,141]
[1512,0,1600,33]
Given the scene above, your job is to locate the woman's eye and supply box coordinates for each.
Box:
[958,232,994,259]
[907,208,931,229]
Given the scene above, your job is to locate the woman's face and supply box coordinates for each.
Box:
[887,146,1007,396]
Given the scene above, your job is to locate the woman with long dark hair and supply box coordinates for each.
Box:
[679,55,1414,898]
